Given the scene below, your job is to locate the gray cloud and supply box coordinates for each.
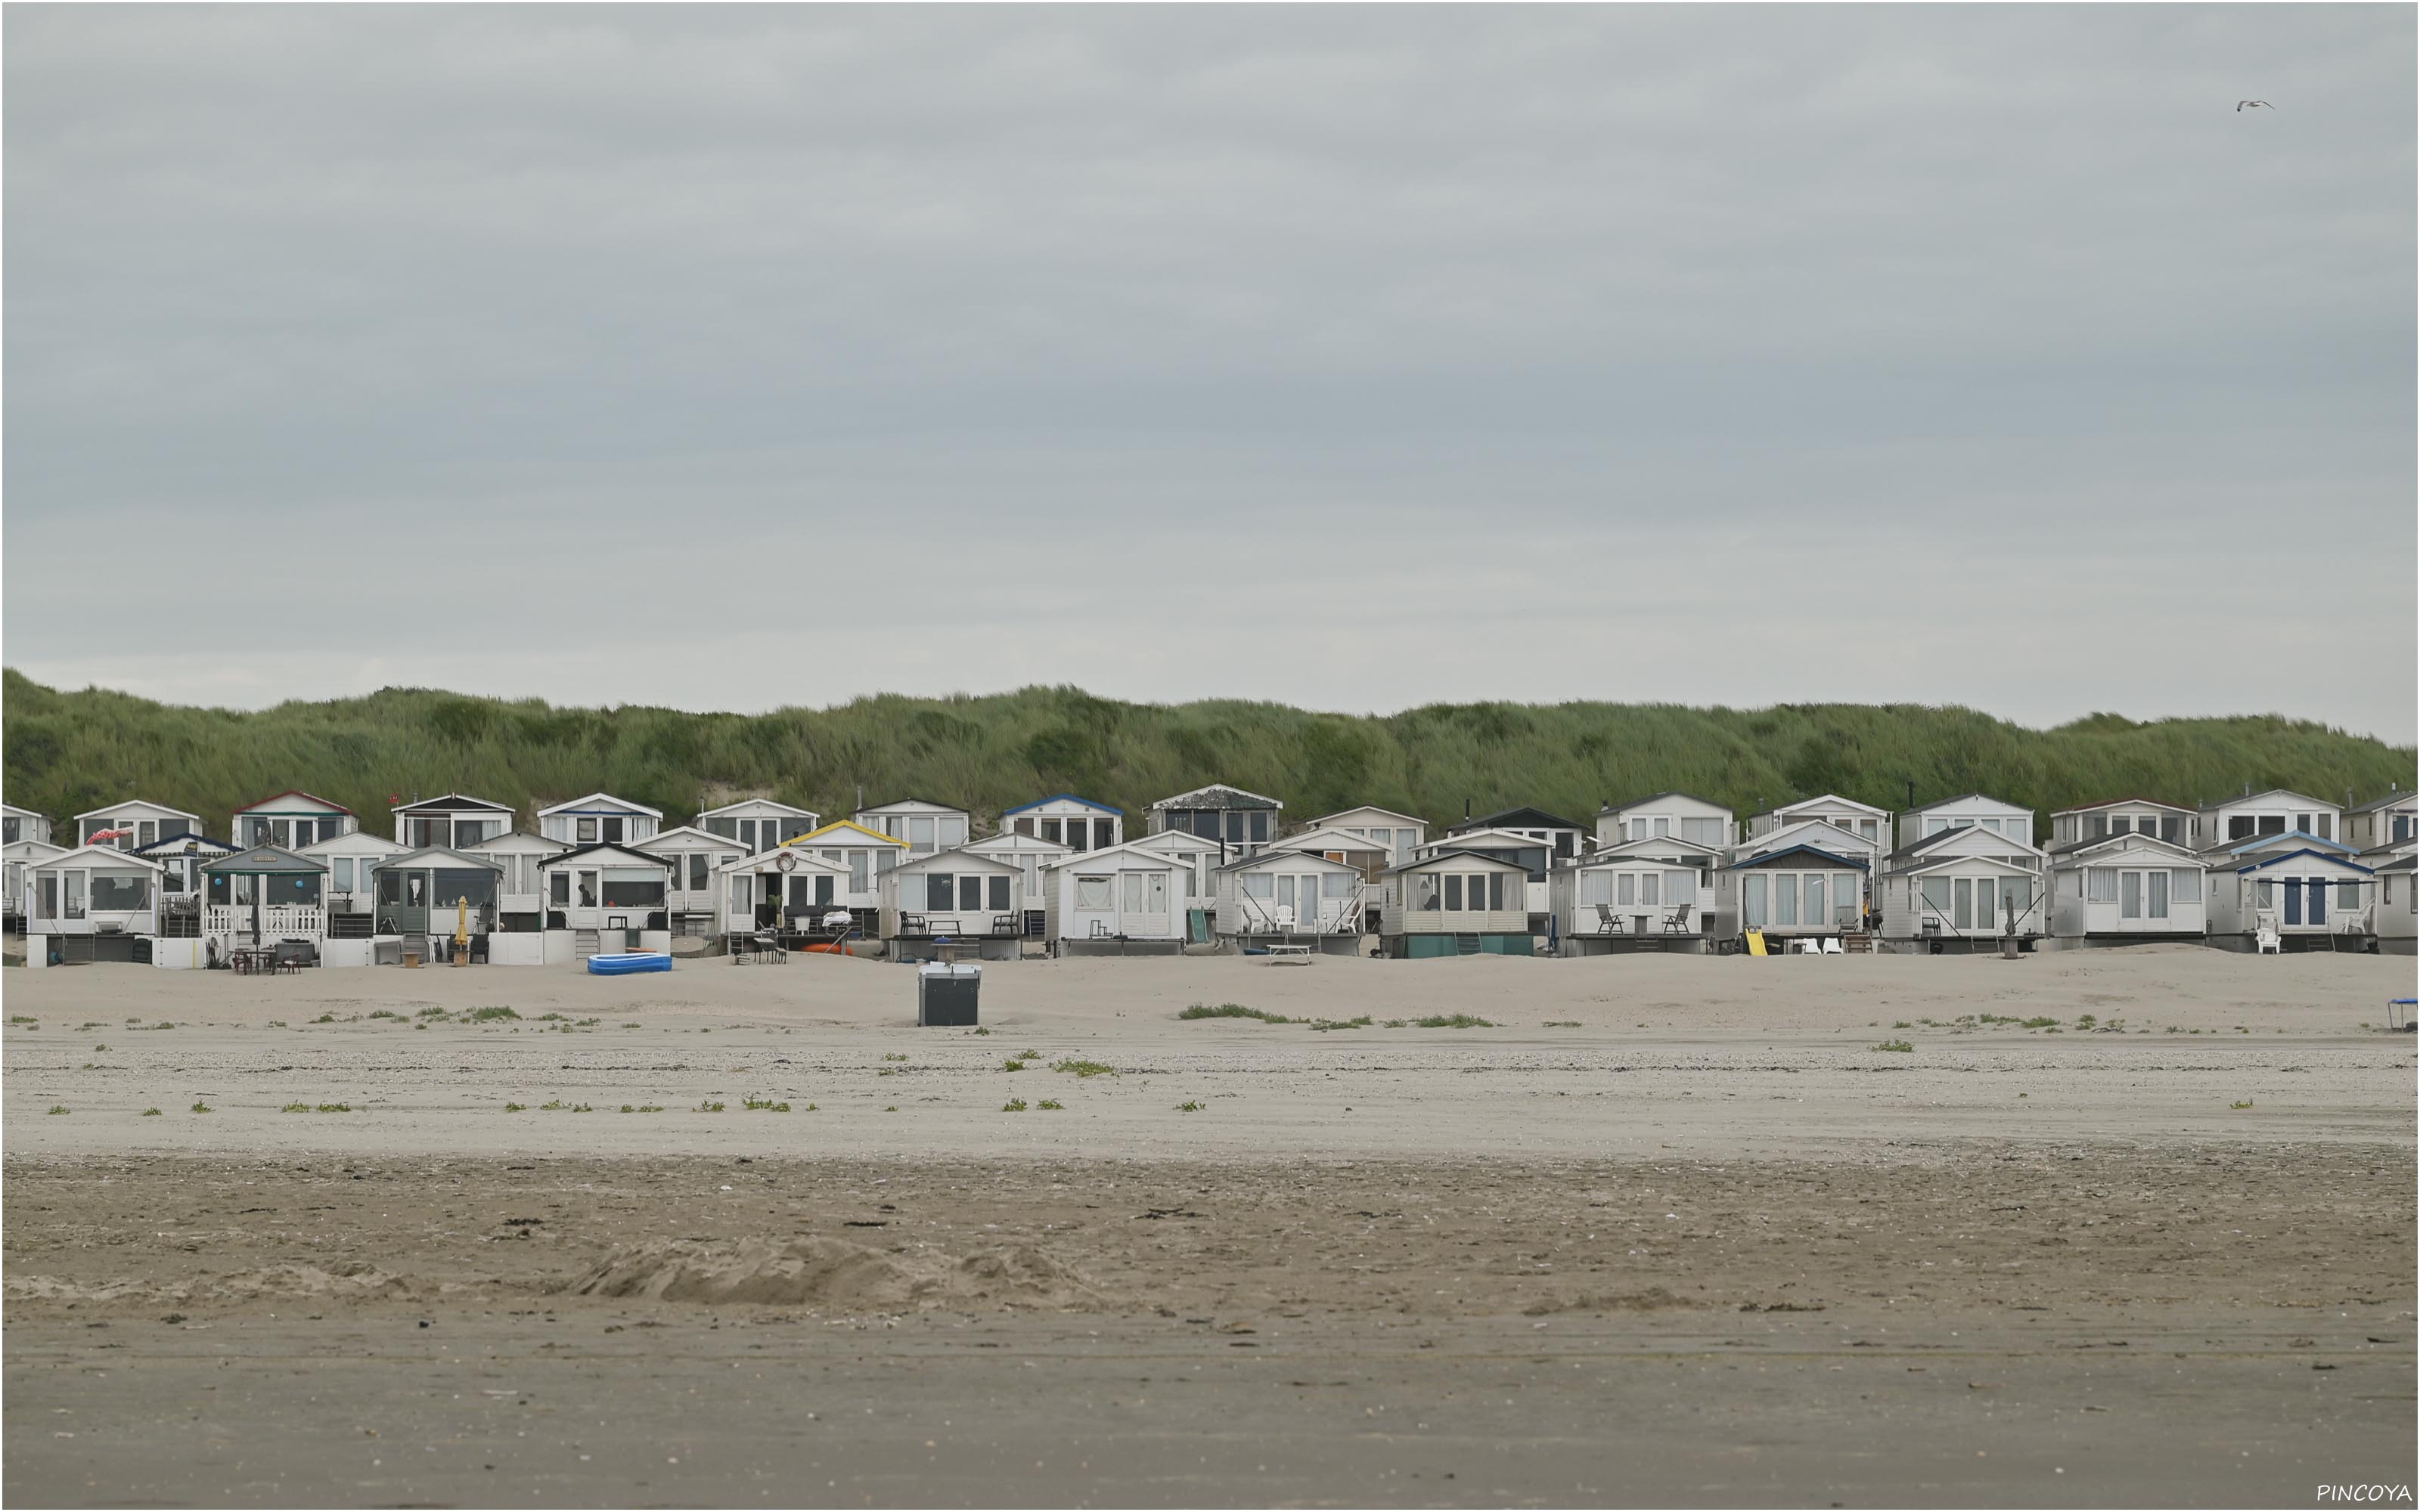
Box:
[5,5,2411,736]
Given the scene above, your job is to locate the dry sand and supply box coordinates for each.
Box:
[5,947,2415,1506]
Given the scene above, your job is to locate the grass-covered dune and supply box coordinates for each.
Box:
[4,668,2410,841]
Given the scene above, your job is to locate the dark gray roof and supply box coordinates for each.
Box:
[394,794,514,813]
[537,841,674,869]
[200,845,327,876]
[1384,847,1532,876]
[2373,854,2416,872]
[2348,789,2418,814]
[1451,806,1584,834]
[1599,790,1727,814]
[1150,784,1281,811]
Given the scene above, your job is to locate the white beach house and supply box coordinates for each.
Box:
[3,802,54,847]
[717,846,856,940]
[963,829,1073,939]
[1041,837,1194,955]
[135,831,243,945]
[1414,827,1559,920]
[636,826,749,940]
[2047,798,2195,850]
[73,798,203,851]
[1744,795,1890,852]
[999,794,1122,853]
[1551,837,1717,954]
[462,829,570,937]
[1873,823,2049,949]
[1896,794,2039,851]
[4,837,67,931]
[369,845,507,961]
[880,847,1028,959]
[298,830,409,965]
[2346,788,2418,854]
[536,793,662,847]
[2192,788,2343,849]
[196,845,334,968]
[2372,854,2415,955]
[2203,841,2376,952]
[852,798,973,857]
[1376,850,1535,958]
[1215,848,1367,952]
[1711,843,1869,948]
[695,799,821,854]
[2043,830,2209,947]
[1298,806,1427,865]
[392,793,517,850]
[232,789,358,849]
[1444,807,1588,869]
[21,844,165,967]
[535,842,673,962]
[1593,792,1735,851]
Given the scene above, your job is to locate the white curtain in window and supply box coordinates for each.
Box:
[1075,875,1114,910]
[1145,872,1168,912]
[1617,872,1635,905]
[1641,872,1660,906]
[1321,873,1352,897]
[1744,875,1767,927]
[1581,871,1612,906]
[1243,873,1275,898]
[1921,877,1951,916]
[2087,868,2118,903]
[2170,869,2201,903]
[1121,872,1144,911]
[1665,870,1696,904]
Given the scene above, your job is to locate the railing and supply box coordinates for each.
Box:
[1233,885,1364,935]
[206,903,327,939]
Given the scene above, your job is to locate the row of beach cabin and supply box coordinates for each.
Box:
[4,778,2412,969]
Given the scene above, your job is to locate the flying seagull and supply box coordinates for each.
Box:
[2237,99,2273,111]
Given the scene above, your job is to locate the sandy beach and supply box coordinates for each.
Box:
[6,947,2415,1505]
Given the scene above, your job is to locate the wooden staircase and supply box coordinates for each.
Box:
[1839,930,1874,954]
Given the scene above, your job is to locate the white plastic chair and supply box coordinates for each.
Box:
[1820,937,1844,955]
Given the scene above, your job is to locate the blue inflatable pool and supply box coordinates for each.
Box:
[587,951,672,976]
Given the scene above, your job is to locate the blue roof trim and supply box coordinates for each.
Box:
[1727,844,1869,872]
[1001,794,1123,816]
[132,834,239,855]
[2234,848,2375,876]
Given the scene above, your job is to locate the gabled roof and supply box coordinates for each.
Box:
[1149,783,1283,811]
[134,832,242,857]
[2203,830,2354,860]
[2050,797,2195,817]
[0,802,45,820]
[536,841,673,869]
[1425,826,1556,851]
[638,825,748,850]
[1885,851,2038,880]
[233,789,355,816]
[1451,806,1584,833]
[2348,789,2418,814]
[2046,832,2204,864]
[2233,848,2375,876]
[1270,825,1399,853]
[1218,847,1363,874]
[200,844,327,876]
[33,843,166,871]
[853,797,968,816]
[1901,792,2029,816]
[1578,835,1722,866]
[2373,854,2417,873]
[964,830,1074,855]
[720,847,850,875]
[2,838,69,859]
[1737,817,1880,856]
[71,798,201,823]
[788,820,909,849]
[1725,843,1869,872]
[1001,793,1122,816]
[1600,791,1730,816]
[535,792,664,819]
[382,844,504,870]
[2202,788,2336,812]
[1305,804,1427,829]
[1886,826,2044,863]
[696,798,821,820]
[889,844,1021,873]
[1755,793,1889,820]
[461,829,569,854]
[1384,847,1533,877]
[392,793,514,813]
[1128,827,1221,853]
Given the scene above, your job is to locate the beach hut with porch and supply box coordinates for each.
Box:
[73,799,201,851]
[1270,825,1398,878]
[1376,850,1535,958]
[1875,826,2045,950]
[21,844,165,967]
[716,847,857,943]
[1041,838,1194,955]
[1744,795,1889,852]
[1594,792,1735,851]
[2204,843,2376,952]
[2372,854,2415,955]
[2043,831,2208,949]
[1216,848,1368,952]
[1413,827,1557,920]
[1552,838,1717,954]
[880,847,1027,960]
[535,842,673,964]
[1298,806,1427,865]
[2048,799,2194,851]
[462,830,569,945]
[536,793,662,848]
[637,826,749,941]
[2191,788,2343,850]
[695,799,821,854]
[368,846,506,962]
[3,802,54,847]
[233,790,358,850]
[197,845,330,969]
[2347,788,2418,854]
[1444,807,1589,870]
[786,820,912,923]
[392,794,517,850]
[297,831,408,965]
[1711,844,1869,950]
[963,829,1073,940]
[134,832,243,951]
[1000,795,1122,853]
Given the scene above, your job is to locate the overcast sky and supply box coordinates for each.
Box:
[5,6,2412,739]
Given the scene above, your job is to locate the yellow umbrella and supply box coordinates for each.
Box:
[454,896,470,964]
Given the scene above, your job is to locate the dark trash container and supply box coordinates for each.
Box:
[917,962,980,1027]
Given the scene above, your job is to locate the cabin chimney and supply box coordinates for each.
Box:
[2242,782,2252,798]
[1906,779,1915,810]
[1465,798,1472,822]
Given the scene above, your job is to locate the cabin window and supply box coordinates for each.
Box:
[1075,875,1113,910]
[1581,871,1613,906]
[1413,875,1441,911]
[1743,875,1767,927]
[957,875,982,911]
[2396,816,2415,844]
[433,869,498,909]
[1921,877,1951,916]
[1974,876,1993,928]
[333,859,354,891]
[814,875,835,906]
[1617,872,1635,906]
[549,871,569,906]
[1443,875,1463,909]
[601,875,662,908]
[89,874,150,912]
[2086,868,2118,903]
[577,818,598,843]
[1243,873,1275,899]
[2088,816,2108,840]
[1040,820,1061,844]
[0,817,15,844]
[908,817,935,853]
[1775,876,1799,926]
[1022,857,1040,897]
[1681,818,1722,846]
[1665,870,1697,904]
[923,874,953,910]
[39,874,57,919]
[1951,878,1972,928]
[2171,869,2201,903]
[988,875,1010,911]
[847,852,870,893]
[688,854,709,891]
[1118,872,1146,911]
[1323,872,1353,898]
[2339,880,2364,911]
[1014,818,1035,838]
[1801,874,1823,925]
[2146,871,2169,919]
